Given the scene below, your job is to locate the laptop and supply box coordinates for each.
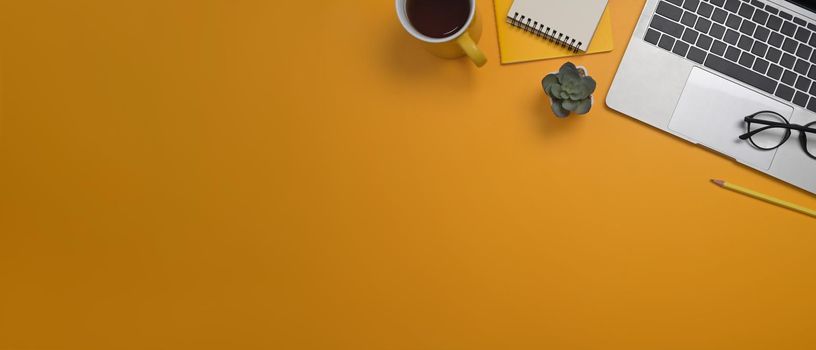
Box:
[608,0,816,194]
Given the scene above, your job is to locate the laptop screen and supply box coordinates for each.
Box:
[785,0,816,14]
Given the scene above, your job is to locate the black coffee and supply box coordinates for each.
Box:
[406,0,471,39]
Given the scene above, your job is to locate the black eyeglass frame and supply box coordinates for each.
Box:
[738,111,816,160]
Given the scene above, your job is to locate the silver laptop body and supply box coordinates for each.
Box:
[608,0,816,194]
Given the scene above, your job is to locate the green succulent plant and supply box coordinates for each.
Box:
[541,62,597,118]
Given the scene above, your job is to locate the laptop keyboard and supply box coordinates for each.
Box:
[645,0,816,112]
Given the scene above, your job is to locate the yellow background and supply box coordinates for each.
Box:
[1,0,815,348]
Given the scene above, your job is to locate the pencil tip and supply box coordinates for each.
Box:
[711,179,725,187]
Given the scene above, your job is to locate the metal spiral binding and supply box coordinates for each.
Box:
[506,12,582,53]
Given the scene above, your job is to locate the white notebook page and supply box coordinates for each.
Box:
[507,0,609,51]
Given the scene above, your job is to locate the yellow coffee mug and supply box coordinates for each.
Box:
[395,0,487,67]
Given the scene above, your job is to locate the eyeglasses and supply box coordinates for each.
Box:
[739,111,816,160]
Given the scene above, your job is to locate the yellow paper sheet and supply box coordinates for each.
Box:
[493,0,615,64]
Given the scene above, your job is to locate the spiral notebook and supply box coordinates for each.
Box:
[494,0,613,64]
[506,0,608,52]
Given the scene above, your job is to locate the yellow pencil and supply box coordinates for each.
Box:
[711,179,816,219]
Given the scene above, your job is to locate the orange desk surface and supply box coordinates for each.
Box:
[1,1,815,349]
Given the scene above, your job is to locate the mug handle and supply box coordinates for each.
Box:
[456,32,486,67]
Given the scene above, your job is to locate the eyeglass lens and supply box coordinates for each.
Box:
[806,122,816,157]
[748,112,790,150]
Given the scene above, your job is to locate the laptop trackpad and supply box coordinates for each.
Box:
[668,68,793,170]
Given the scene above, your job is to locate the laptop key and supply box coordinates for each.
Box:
[781,21,797,36]
[711,0,725,6]
[753,58,770,74]
[766,47,782,63]
[780,53,796,69]
[673,40,690,56]
[724,0,740,12]
[795,59,810,75]
[797,44,813,60]
[739,52,756,68]
[765,5,779,15]
[811,50,816,64]
[795,27,812,43]
[809,64,816,79]
[711,40,727,55]
[811,81,816,95]
[767,64,784,79]
[766,15,783,31]
[697,35,714,50]
[807,97,816,113]
[753,9,769,25]
[687,46,707,64]
[796,75,812,91]
[739,20,756,35]
[753,26,770,42]
[725,46,741,61]
[751,41,768,57]
[656,1,683,21]
[666,0,682,6]
[684,0,700,12]
[696,18,713,33]
[644,28,661,45]
[793,91,808,107]
[793,17,807,27]
[768,32,784,47]
[697,2,714,18]
[682,12,699,27]
[650,15,684,38]
[726,14,741,30]
[710,23,726,39]
[738,35,754,51]
[775,84,795,101]
[782,69,797,85]
[683,28,700,44]
[780,11,792,21]
[712,8,728,24]
[738,3,754,19]
[704,54,777,94]
[658,35,675,51]
[724,29,740,44]
[782,37,798,54]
